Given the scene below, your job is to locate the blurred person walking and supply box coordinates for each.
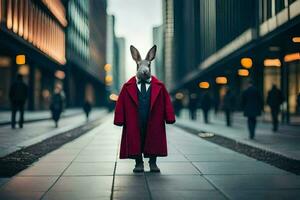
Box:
[9,74,28,129]
[223,88,235,126]
[266,85,284,132]
[50,85,64,128]
[83,100,92,121]
[200,91,212,124]
[242,80,263,139]
[188,93,198,120]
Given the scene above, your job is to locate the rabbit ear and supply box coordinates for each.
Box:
[145,45,157,61]
[130,45,141,62]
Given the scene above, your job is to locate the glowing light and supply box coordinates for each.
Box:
[264,59,281,67]
[109,93,118,101]
[241,57,253,69]
[18,65,29,76]
[292,37,300,43]
[16,55,26,65]
[55,70,65,79]
[0,57,11,67]
[199,82,210,89]
[105,75,113,84]
[104,64,112,72]
[175,92,184,100]
[238,69,249,77]
[215,77,228,84]
[284,52,300,62]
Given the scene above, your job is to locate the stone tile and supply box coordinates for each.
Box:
[74,155,117,162]
[151,190,226,200]
[43,191,111,200]
[0,177,58,192]
[49,176,113,192]
[193,161,289,175]
[223,189,300,200]
[113,190,150,200]
[17,163,69,176]
[113,176,148,191]
[0,191,43,200]
[185,153,255,162]
[147,162,200,175]
[63,162,115,176]
[38,154,77,162]
[146,175,215,191]
[206,175,300,190]
[156,155,189,162]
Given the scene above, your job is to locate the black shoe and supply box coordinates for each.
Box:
[149,163,160,173]
[133,162,144,173]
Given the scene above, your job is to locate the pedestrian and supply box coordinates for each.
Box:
[188,93,198,120]
[50,85,64,128]
[114,45,175,173]
[9,74,28,129]
[83,100,92,121]
[223,88,235,126]
[266,85,284,132]
[241,80,263,139]
[297,93,300,114]
[200,91,212,123]
[173,97,182,117]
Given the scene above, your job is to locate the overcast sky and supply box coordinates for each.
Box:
[107,0,162,81]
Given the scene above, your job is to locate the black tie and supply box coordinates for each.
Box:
[141,81,146,94]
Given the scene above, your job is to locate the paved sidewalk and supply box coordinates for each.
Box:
[0,115,299,199]
[0,109,83,125]
[0,109,107,157]
[177,109,300,160]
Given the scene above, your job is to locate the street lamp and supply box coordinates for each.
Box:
[240,57,252,69]
[238,69,249,77]
[16,54,26,65]
[199,82,210,89]
[215,76,228,84]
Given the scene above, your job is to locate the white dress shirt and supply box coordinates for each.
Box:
[136,76,151,92]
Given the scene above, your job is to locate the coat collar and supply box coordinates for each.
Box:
[125,75,162,111]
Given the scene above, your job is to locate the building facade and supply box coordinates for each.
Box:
[116,37,126,90]
[66,0,107,107]
[152,25,164,82]
[164,0,300,125]
[0,0,67,110]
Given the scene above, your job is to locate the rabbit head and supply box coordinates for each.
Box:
[130,45,157,81]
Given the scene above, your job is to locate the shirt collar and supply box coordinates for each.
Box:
[136,76,151,84]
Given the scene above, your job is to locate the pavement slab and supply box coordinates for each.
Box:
[0,115,299,199]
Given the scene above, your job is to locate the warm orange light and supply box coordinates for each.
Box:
[109,93,118,101]
[284,52,300,62]
[0,57,11,67]
[105,75,113,84]
[18,65,29,76]
[264,59,281,67]
[238,69,249,77]
[292,37,300,43]
[16,55,26,65]
[55,70,65,79]
[241,57,253,69]
[199,82,210,89]
[175,92,184,100]
[215,77,228,84]
[104,64,112,72]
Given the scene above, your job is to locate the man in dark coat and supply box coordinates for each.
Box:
[114,45,175,173]
[223,88,235,126]
[267,85,284,132]
[200,91,212,123]
[188,93,198,120]
[241,80,263,139]
[50,86,64,128]
[83,100,92,121]
[9,74,28,129]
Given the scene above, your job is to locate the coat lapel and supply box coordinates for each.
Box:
[150,79,161,111]
[126,79,138,106]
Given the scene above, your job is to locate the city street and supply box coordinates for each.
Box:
[0,114,299,200]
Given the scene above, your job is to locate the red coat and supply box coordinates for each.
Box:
[114,76,176,159]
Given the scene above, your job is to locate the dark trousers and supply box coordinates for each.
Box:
[247,117,256,139]
[203,110,209,123]
[135,123,157,165]
[225,110,231,126]
[271,108,279,132]
[11,104,24,128]
[189,109,197,120]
